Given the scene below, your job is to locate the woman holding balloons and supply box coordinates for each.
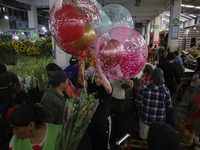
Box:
[79,60,113,150]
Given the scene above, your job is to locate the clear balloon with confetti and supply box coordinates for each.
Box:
[49,0,102,55]
[94,27,148,80]
[101,4,133,29]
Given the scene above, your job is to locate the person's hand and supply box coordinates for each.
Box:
[95,65,102,74]
[41,81,48,88]
[176,84,181,92]
[79,58,85,73]
[126,80,133,87]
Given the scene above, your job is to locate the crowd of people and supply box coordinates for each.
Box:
[0,45,200,150]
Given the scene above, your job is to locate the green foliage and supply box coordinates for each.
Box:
[6,56,53,94]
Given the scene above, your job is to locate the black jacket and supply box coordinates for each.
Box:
[157,62,181,86]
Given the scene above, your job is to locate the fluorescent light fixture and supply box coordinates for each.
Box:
[185,5,195,8]
[15,35,19,40]
[180,19,186,22]
[4,15,9,19]
[195,6,200,9]
[180,14,193,19]
[165,13,170,16]
[181,4,185,7]
[180,17,187,21]
[189,14,197,18]
[22,32,24,34]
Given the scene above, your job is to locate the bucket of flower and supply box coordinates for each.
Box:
[56,92,99,150]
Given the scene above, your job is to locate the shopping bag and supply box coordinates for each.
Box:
[178,121,195,144]
[69,80,80,98]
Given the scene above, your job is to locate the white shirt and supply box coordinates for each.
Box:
[109,79,125,99]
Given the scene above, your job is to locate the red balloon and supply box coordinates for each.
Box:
[55,4,78,19]
[99,39,124,69]
[49,0,102,56]
[55,11,85,43]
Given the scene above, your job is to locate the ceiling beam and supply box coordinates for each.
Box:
[0,0,30,10]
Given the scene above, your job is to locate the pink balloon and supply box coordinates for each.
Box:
[120,52,146,77]
[113,20,130,28]
[94,27,148,80]
[109,27,132,44]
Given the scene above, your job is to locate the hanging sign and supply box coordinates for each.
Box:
[173,18,180,25]
[155,25,159,29]
[16,19,29,30]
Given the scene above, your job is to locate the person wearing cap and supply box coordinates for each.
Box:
[64,57,79,88]
[157,53,181,129]
[41,70,72,124]
[148,122,181,150]
[0,63,21,145]
[135,68,172,140]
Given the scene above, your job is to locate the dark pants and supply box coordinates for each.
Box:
[110,97,125,140]
[88,117,111,150]
[165,108,176,130]
[0,98,13,139]
[177,84,182,101]
[165,84,174,99]
[111,97,125,140]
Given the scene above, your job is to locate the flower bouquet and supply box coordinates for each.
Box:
[56,93,99,150]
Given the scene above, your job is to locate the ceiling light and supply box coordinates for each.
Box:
[180,14,193,19]
[185,5,195,8]
[189,14,197,18]
[194,27,196,30]
[4,15,9,19]
[195,6,200,9]
[22,32,24,35]
[186,29,190,32]
[181,4,185,7]
[180,19,186,22]
[44,30,47,32]
[180,17,187,21]
[42,27,46,30]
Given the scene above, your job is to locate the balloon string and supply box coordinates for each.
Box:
[91,71,96,83]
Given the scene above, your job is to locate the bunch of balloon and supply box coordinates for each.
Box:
[94,4,148,80]
[49,0,102,56]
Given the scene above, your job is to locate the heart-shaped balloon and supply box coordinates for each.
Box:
[99,39,124,69]
[55,11,85,43]
[73,23,96,50]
